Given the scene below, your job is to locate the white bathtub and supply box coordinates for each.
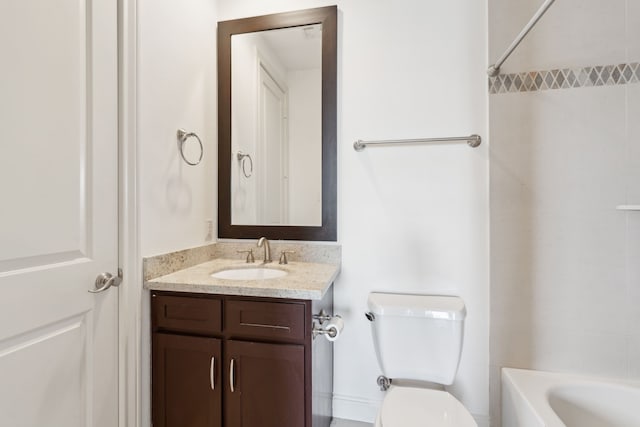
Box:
[501,368,640,427]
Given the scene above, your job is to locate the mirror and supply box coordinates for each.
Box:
[231,25,322,227]
[218,6,337,241]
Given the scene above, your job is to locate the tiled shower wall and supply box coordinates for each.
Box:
[489,0,640,426]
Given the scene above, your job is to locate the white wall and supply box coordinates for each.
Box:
[138,0,217,257]
[335,2,489,423]
[489,0,640,425]
[218,1,489,425]
[137,2,217,425]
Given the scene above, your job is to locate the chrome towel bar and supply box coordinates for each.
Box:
[487,0,557,77]
[353,134,481,152]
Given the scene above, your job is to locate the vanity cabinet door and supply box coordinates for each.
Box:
[225,340,305,427]
[153,333,222,427]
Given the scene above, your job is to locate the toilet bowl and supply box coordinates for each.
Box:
[366,293,477,427]
[374,386,476,427]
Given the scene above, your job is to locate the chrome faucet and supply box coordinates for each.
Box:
[257,237,272,263]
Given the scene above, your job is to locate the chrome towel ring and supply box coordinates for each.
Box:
[177,129,203,166]
[237,151,253,178]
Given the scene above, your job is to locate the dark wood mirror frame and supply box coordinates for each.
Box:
[217,6,337,241]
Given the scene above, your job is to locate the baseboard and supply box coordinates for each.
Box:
[332,394,380,423]
[332,393,490,427]
[330,418,373,427]
[473,414,490,427]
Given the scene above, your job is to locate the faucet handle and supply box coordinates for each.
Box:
[279,250,296,265]
[237,249,255,263]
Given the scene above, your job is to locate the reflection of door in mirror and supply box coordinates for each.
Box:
[258,62,288,224]
[231,25,322,227]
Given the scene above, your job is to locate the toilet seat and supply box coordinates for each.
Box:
[375,386,477,427]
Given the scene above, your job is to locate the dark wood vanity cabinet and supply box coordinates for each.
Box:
[151,291,333,427]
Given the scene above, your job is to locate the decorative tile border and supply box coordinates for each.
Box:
[489,62,640,94]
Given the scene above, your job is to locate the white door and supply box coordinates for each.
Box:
[257,64,289,224]
[0,0,119,426]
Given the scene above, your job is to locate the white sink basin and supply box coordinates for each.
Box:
[210,267,287,281]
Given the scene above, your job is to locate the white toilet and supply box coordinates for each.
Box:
[366,292,477,427]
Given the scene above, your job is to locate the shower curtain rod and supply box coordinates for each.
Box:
[487,0,557,77]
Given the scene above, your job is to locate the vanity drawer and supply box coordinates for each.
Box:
[152,293,222,335]
[225,299,306,341]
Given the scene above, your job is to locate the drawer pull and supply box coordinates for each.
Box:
[210,357,215,391]
[230,358,236,393]
[239,322,291,331]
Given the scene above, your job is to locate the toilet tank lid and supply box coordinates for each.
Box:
[368,293,466,320]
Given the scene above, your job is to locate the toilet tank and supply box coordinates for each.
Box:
[367,293,466,385]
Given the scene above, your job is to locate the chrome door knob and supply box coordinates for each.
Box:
[89,269,122,293]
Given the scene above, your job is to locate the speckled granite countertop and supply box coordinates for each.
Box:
[144,258,339,300]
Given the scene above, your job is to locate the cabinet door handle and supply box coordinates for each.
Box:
[210,356,215,391]
[229,358,236,393]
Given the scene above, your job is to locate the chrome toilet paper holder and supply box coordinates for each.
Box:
[313,310,332,323]
[312,309,343,340]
